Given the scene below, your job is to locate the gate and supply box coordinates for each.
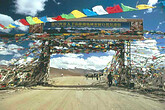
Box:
[0,18,144,87]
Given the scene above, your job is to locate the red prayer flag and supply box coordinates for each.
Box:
[52,16,66,21]
[106,5,123,14]
[152,56,157,60]
[19,19,30,25]
[0,24,5,28]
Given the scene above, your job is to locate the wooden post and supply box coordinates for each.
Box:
[29,24,43,33]
[125,40,131,87]
[118,40,125,85]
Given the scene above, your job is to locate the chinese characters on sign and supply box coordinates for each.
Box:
[49,22,128,28]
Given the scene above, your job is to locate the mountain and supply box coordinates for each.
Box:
[49,67,100,77]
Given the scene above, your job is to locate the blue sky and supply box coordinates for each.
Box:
[0,0,165,32]
[0,0,164,70]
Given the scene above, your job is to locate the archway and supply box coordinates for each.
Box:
[0,18,144,87]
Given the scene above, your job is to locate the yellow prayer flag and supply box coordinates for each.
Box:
[33,17,44,23]
[9,24,15,28]
[63,33,70,36]
[75,44,78,46]
[71,10,87,18]
[95,46,99,48]
[136,4,155,10]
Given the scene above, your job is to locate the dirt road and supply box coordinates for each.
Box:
[0,76,165,110]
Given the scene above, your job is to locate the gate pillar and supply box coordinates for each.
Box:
[30,40,51,85]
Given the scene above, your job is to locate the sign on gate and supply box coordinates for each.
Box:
[43,18,143,34]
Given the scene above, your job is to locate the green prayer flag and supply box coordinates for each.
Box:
[121,3,137,12]
[26,16,36,25]
[61,13,76,19]
[53,33,63,35]
[5,26,11,29]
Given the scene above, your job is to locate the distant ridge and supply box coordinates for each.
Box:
[50,67,100,77]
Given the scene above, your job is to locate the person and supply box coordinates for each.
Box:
[96,74,99,80]
[98,73,101,80]
[91,74,94,80]
[85,74,88,80]
[0,74,2,79]
[61,74,63,77]
[107,73,113,87]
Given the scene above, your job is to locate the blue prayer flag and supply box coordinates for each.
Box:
[39,16,48,23]
[82,9,98,16]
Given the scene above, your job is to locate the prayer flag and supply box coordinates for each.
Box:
[19,19,30,26]
[106,5,123,14]
[61,13,75,19]
[5,26,10,29]
[162,1,165,6]
[14,20,25,27]
[26,16,36,25]
[71,10,87,18]
[33,17,43,23]
[136,4,155,10]
[47,17,57,22]
[9,24,16,28]
[11,23,19,27]
[82,9,98,16]
[92,5,108,15]
[121,3,137,12]
[0,24,5,28]
[39,16,48,23]
[52,16,66,20]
